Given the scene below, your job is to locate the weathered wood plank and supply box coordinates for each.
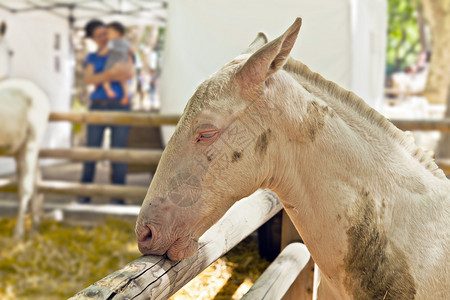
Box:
[39,147,163,165]
[312,263,321,300]
[281,211,314,300]
[241,242,310,300]
[68,189,282,300]
[391,119,450,132]
[384,88,421,97]
[0,178,16,193]
[49,111,180,126]
[8,148,450,173]
[0,181,147,200]
[436,159,450,173]
[49,112,450,133]
[38,181,148,200]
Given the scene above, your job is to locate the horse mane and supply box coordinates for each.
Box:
[284,58,446,180]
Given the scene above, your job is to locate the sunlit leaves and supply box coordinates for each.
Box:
[387,0,422,74]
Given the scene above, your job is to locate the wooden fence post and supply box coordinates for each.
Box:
[68,190,282,299]
[281,210,315,300]
[242,242,310,300]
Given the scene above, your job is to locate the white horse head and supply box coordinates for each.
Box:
[0,20,12,80]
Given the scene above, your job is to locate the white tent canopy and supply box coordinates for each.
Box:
[160,0,387,143]
[0,0,166,27]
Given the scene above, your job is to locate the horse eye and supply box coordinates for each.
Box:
[195,128,219,143]
[200,132,216,139]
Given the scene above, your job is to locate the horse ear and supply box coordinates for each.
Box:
[0,21,6,36]
[236,18,302,94]
[241,32,268,54]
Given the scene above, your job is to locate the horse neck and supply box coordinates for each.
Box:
[260,70,443,279]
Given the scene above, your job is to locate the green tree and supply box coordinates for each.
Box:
[387,0,422,74]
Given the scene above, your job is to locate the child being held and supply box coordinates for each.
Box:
[103,21,132,105]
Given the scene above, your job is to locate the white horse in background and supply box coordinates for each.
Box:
[0,20,50,239]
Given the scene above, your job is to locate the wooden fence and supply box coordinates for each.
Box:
[49,111,180,126]
[20,114,450,176]
[1,114,448,197]
[1,111,449,299]
[0,112,176,199]
[42,112,450,176]
[67,190,314,299]
[392,119,450,133]
[391,118,450,173]
[39,147,163,165]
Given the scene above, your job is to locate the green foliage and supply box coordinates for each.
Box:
[387,0,421,74]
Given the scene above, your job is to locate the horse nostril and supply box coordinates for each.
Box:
[146,226,152,240]
[137,224,153,244]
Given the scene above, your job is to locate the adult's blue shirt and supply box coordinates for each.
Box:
[84,52,130,101]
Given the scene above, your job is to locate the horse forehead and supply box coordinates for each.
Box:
[195,77,229,100]
[181,60,244,125]
[190,69,238,107]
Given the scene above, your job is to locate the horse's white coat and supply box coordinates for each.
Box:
[137,19,450,299]
[0,21,50,238]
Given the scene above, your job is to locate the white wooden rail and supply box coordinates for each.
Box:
[241,242,310,300]
[49,111,179,126]
[44,112,450,172]
[38,181,148,199]
[68,190,285,300]
[49,111,450,133]
[39,147,163,165]
[1,112,174,199]
[391,119,450,133]
[0,179,147,200]
[436,159,450,174]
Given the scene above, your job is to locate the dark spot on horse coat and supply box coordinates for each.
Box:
[255,129,271,155]
[231,151,242,163]
[344,190,416,299]
[380,198,387,219]
[304,100,329,142]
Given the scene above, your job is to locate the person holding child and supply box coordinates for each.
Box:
[102,21,133,106]
[79,19,134,205]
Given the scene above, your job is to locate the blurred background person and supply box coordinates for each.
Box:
[79,19,134,205]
